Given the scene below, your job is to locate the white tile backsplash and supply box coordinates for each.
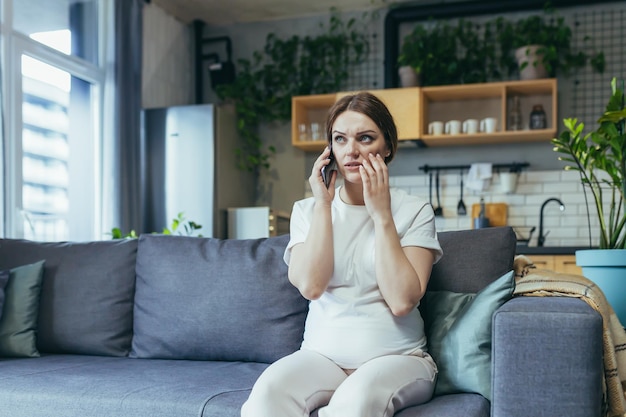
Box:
[306,170,598,246]
[391,170,599,247]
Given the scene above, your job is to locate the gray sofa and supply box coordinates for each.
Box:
[0,227,603,417]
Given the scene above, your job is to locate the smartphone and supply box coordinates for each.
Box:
[321,146,337,189]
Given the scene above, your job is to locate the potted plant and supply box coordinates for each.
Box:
[397,19,500,87]
[397,21,461,87]
[552,77,626,323]
[397,24,428,87]
[494,7,605,80]
[111,212,203,239]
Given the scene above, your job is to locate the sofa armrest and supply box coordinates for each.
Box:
[491,296,603,417]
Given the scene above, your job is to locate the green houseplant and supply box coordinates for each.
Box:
[397,19,500,87]
[397,22,452,86]
[552,78,625,249]
[552,77,626,323]
[217,10,369,172]
[111,212,203,239]
[494,6,605,79]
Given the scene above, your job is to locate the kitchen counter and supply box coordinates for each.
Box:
[515,246,593,255]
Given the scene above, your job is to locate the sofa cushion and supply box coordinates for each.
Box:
[430,227,516,293]
[0,355,268,417]
[0,261,45,357]
[395,393,490,417]
[0,238,138,357]
[131,234,308,363]
[423,270,515,400]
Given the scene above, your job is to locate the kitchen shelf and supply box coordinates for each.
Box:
[419,78,557,147]
[291,93,335,149]
[292,87,420,150]
[291,79,557,152]
[419,128,556,147]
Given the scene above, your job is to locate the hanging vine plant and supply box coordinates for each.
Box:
[216,10,370,172]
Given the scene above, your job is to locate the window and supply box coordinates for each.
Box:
[13,0,99,63]
[21,55,97,241]
[2,0,109,241]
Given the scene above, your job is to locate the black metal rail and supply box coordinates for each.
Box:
[419,162,530,174]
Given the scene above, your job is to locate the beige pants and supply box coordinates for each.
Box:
[241,348,437,417]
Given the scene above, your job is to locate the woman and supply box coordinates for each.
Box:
[241,92,442,417]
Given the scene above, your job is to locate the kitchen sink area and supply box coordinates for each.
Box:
[388,170,600,275]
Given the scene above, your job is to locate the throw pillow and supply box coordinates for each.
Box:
[424,270,515,400]
[0,260,45,357]
[0,270,9,321]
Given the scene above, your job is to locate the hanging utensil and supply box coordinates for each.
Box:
[434,169,443,217]
[429,171,433,208]
[457,170,467,215]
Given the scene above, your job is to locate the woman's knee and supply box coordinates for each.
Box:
[242,350,346,416]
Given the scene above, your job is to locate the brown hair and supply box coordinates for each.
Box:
[325,92,398,164]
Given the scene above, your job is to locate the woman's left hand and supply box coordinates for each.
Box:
[360,153,391,220]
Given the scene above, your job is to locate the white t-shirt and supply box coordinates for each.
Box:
[284,187,443,369]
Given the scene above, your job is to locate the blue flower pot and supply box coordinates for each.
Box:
[576,249,626,326]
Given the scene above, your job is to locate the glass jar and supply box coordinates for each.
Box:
[509,96,523,131]
[529,104,547,130]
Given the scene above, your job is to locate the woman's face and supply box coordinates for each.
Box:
[330,110,389,185]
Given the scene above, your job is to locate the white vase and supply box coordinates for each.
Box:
[398,65,420,87]
[515,45,549,80]
[576,249,626,326]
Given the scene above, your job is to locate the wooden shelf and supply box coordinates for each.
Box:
[420,128,557,147]
[291,93,335,147]
[421,82,504,100]
[291,79,558,152]
[291,139,327,152]
[337,87,421,141]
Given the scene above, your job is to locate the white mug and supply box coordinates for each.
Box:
[428,121,444,135]
[462,119,479,134]
[480,117,498,133]
[445,120,461,135]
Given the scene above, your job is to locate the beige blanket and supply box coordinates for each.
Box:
[513,255,626,417]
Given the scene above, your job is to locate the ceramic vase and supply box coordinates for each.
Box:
[515,45,548,80]
[576,249,626,326]
[398,65,420,87]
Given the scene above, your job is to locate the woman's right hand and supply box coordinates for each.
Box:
[309,146,336,203]
[290,146,337,300]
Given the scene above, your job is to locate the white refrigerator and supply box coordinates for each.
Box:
[141,103,256,238]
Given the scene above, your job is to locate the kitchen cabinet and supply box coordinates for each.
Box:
[291,79,557,152]
[525,255,582,275]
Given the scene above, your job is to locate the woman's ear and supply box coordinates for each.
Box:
[384,147,393,164]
